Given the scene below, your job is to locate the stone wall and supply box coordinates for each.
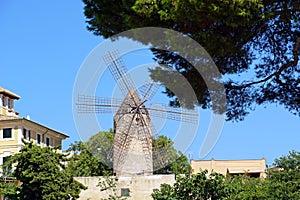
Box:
[75,174,175,200]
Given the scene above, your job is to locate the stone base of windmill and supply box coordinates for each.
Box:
[75,174,175,200]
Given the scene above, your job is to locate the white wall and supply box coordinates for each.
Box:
[75,174,175,200]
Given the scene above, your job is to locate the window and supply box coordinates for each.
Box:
[2,97,6,107]
[28,130,31,140]
[46,137,50,146]
[23,128,27,139]
[37,134,41,144]
[3,128,12,138]
[121,188,130,197]
[248,172,261,178]
[7,99,11,109]
[2,156,12,176]
[3,156,10,164]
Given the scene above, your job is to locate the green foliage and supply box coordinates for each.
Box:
[152,170,231,200]
[0,178,18,199]
[151,184,174,200]
[83,0,300,121]
[66,130,114,177]
[85,129,114,167]
[273,150,300,170]
[226,175,269,199]
[67,130,190,176]
[153,135,190,175]
[66,142,109,177]
[1,141,86,200]
[228,151,300,199]
[152,151,300,199]
[266,151,300,199]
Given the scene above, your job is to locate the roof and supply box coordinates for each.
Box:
[0,118,68,138]
[0,114,19,120]
[0,86,20,99]
[191,158,266,162]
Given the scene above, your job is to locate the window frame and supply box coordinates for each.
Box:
[27,130,31,140]
[121,188,130,197]
[46,136,50,146]
[2,96,6,107]
[36,133,41,145]
[3,156,10,165]
[23,128,27,139]
[2,128,12,139]
[7,98,11,109]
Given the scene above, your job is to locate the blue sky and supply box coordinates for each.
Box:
[1,0,299,166]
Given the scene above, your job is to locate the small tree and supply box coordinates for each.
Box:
[66,130,114,177]
[153,135,191,175]
[1,141,86,200]
[266,151,300,199]
[97,171,129,200]
[66,141,111,177]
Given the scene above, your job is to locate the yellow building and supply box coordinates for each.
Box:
[0,86,68,166]
[191,158,267,178]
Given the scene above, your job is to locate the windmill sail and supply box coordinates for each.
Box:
[103,50,137,100]
[77,50,199,176]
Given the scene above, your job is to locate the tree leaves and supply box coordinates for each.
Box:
[152,151,300,199]
[83,0,300,121]
[66,131,190,176]
[1,141,86,200]
[152,170,231,200]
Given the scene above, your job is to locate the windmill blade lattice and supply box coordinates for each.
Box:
[149,103,198,124]
[153,145,178,170]
[138,80,160,102]
[77,95,123,114]
[103,50,137,100]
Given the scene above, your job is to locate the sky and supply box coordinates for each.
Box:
[1,0,299,166]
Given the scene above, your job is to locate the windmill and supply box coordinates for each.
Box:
[77,50,198,176]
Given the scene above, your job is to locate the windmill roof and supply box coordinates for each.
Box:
[116,90,140,112]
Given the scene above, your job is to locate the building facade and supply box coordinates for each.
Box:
[191,158,267,178]
[0,86,68,167]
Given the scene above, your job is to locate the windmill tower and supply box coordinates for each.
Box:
[77,50,198,176]
[113,90,153,176]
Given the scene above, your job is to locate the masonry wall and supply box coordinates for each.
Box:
[75,174,175,200]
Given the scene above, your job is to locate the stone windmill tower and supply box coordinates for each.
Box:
[113,89,153,176]
[77,50,198,176]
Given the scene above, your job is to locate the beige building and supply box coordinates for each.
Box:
[191,158,267,178]
[0,86,68,167]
